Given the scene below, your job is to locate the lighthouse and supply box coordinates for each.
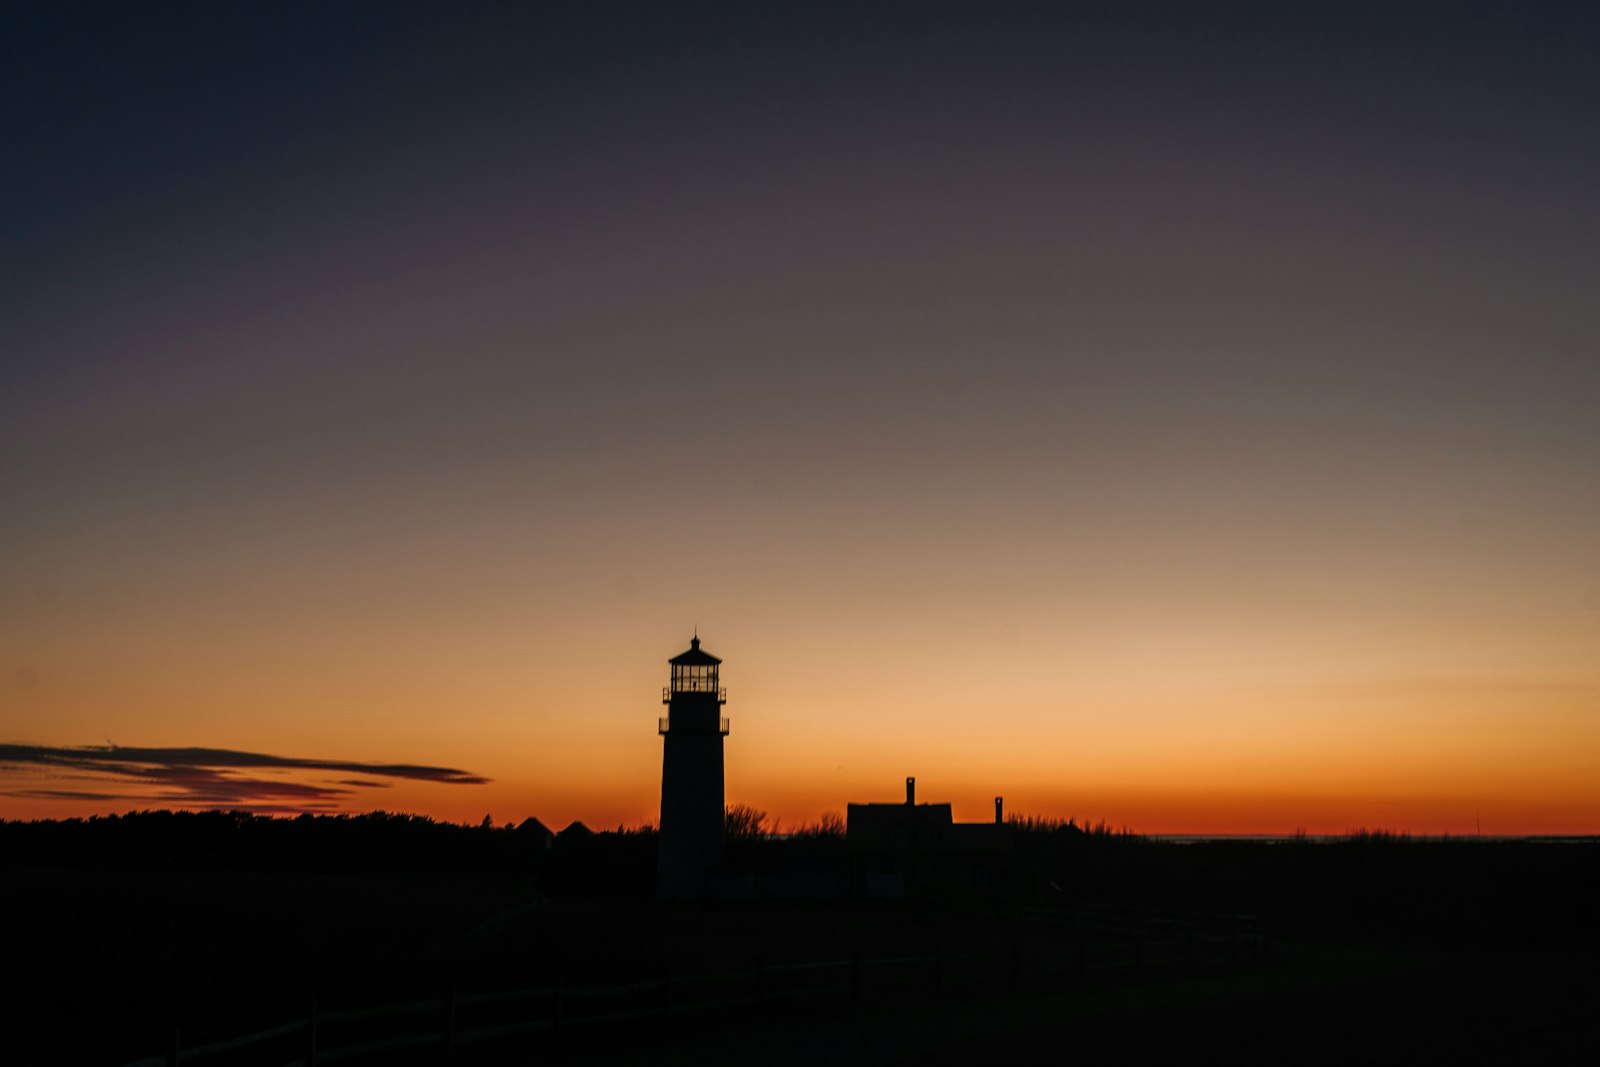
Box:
[657,635,729,899]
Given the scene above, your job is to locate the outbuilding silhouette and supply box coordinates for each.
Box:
[847,777,1012,901]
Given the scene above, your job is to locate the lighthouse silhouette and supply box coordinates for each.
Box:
[657,635,729,899]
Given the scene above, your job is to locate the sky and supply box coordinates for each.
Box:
[3,2,1598,834]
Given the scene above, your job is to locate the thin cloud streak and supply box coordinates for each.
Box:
[0,744,489,813]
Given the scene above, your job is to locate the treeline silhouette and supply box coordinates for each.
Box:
[1,809,649,885]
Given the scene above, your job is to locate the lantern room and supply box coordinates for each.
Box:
[664,635,726,703]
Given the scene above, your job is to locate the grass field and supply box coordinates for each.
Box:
[512,937,1594,1065]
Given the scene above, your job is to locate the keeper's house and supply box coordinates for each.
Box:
[846,777,1012,902]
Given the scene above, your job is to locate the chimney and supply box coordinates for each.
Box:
[905,776,915,806]
[995,796,1004,825]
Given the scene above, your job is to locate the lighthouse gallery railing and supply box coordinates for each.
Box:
[658,716,730,735]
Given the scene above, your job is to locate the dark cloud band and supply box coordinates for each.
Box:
[0,743,488,813]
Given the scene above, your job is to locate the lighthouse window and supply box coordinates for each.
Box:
[673,665,718,692]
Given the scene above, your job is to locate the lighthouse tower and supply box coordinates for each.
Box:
[657,635,729,900]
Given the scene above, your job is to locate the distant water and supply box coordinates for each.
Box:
[1151,834,1600,844]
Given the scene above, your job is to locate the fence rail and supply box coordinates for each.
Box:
[122,910,1264,1066]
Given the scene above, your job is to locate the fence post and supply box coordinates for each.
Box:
[305,995,318,1067]
[1010,939,1020,996]
[757,955,766,1010]
[554,967,564,1033]
[166,1021,180,1067]
[662,962,672,1017]
[851,948,861,1005]
[1077,930,1086,983]
[933,945,943,1000]
[442,981,456,1060]
[1133,935,1143,980]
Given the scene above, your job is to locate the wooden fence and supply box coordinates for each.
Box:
[120,916,1264,1066]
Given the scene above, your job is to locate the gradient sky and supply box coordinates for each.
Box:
[4,2,1598,834]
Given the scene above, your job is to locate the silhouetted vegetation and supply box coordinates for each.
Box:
[724,803,770,840]
[2,809,544,875]
[1006,814,1136,838]
[789,811,847,838]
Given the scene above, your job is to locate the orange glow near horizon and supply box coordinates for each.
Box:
[5,620,1597,835]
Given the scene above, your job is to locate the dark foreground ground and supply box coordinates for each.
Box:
[514,937,1593,1066]
[4,815,1596,1065]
